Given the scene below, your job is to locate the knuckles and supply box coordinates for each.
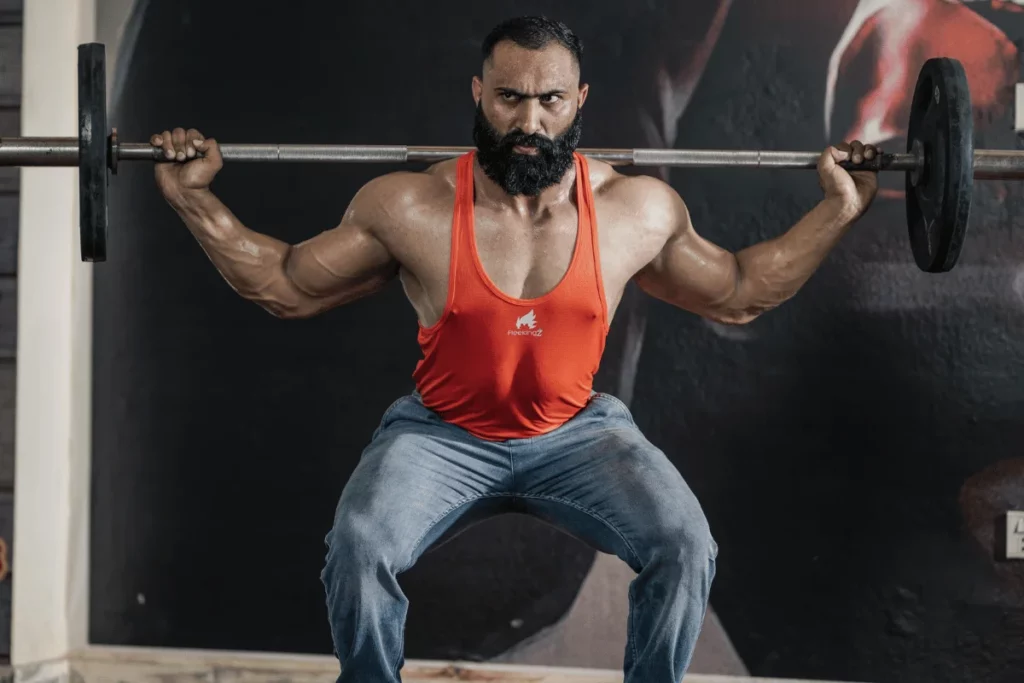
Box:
[151,127,209,147]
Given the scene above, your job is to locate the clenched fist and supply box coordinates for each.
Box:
[817,140,880,217]
[151,127,223,201]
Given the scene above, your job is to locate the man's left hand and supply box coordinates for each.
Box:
[817,140,881,216]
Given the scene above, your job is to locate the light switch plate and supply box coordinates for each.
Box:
[1016,84,1024,132]
[1006,511,1024,559]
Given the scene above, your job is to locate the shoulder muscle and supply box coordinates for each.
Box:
[598,170,689,245]
[344,164,455,237]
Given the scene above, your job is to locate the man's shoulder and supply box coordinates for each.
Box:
[347,159,459,247]
[583,157,686,234]
[358,158,458,208]
[585,160,674,202]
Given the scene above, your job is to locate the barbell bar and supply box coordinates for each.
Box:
[4,137,1024,173]
[1,44,1020,272]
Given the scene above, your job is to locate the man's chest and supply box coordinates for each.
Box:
[389,196,667,317]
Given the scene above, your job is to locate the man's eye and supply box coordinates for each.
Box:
[502,92,518,101]
[541,95,559,104]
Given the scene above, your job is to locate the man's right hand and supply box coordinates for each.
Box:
[151,127,223,201]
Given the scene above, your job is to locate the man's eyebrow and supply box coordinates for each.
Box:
[495,87,568,98]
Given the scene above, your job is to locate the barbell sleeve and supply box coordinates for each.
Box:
[0,137,79,165]
[972,150,1024,179]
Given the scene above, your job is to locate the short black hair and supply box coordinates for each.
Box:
[482,16,583,72]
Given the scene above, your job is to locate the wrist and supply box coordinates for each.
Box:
[168,186,216,218]
[167,184,211,205]
[167,186,233,241]
[821,194,861,223]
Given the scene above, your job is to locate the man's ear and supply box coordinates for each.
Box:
[578,82,589,109]
[472,76,483,106]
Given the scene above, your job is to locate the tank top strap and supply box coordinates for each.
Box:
[456,151,481,271]
[454,150,475,243]
[422,151,477,326]
[573,152,608,330]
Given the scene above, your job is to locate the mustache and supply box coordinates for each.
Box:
[491,129,557,153]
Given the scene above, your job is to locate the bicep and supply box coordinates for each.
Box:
[287,221,397,298]
[285,179,403,306]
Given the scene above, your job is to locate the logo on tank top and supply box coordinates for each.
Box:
[508,309,543,337]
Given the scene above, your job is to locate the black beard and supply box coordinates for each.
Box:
[472,104,582,196]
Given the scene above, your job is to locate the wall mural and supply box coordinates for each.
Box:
[92,1,1024,681]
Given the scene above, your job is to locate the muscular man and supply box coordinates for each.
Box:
[151,16,878,683]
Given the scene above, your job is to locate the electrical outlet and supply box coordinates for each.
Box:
[1007,511,1024,560]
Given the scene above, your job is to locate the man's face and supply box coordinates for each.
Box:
[472,41,589,196]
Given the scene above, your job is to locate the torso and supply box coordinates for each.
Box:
[376,156,671,329]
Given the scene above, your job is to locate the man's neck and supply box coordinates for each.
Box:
[472,157,577,217]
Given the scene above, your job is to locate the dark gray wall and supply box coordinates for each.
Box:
[91,1,1024,681]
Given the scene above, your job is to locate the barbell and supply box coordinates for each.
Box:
[5,44,1024,271]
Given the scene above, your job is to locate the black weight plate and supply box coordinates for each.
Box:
[78,43,108,262]
[905,57,973,273]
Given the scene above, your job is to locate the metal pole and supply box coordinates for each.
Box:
[4,136,1024,178]
[973,150,1024,179]
[0,138,79,165]
[122,143,926,171]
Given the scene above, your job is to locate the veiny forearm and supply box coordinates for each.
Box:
[168,188,311,317]
[729,197,859,321]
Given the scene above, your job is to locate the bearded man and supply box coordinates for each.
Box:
[150,15,879,683]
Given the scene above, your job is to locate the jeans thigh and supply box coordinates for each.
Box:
[327,394,514,571]
[515,395,716,570]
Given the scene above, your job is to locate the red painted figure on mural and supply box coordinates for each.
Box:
[826,0,1018,146]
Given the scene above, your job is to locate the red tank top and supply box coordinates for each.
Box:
[412,151,609,441]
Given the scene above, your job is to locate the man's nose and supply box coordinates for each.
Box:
[514,99,543,136]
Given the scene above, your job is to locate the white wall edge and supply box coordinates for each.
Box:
[12,0,97,666]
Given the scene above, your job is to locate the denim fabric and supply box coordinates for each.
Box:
[321,392,718,682]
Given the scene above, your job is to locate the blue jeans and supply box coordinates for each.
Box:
[320,392,718,683]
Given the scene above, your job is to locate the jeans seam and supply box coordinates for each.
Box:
[390,489,641,676]
[507,443,516,490]
[391,490,513,677]
[514,492,643,567]
[373,395,413,440]
[628,581,639,673]
[382,395,410,421]
[394,626,404,682]
[592,393,636,425]
[396,492,516,575]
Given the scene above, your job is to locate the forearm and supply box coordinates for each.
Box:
[168,188,312,317]
[730,197,860,318]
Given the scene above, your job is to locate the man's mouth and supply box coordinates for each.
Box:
[513,145,539,155]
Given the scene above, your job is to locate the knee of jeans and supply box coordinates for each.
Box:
[322,512,391,582]
[647,511,718,569]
